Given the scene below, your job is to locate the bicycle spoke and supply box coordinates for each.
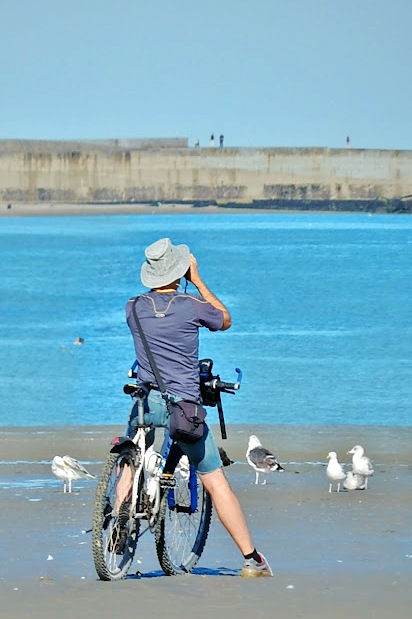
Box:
[155,458,212,575]
[92,449,140,580]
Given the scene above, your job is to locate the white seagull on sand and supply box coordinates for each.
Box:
[347,445,374,489]
[51,455,95,493]
[246,435,284,485]
[326,451,346,493]
[343,470,365,490]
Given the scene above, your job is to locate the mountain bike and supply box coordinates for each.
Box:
[92,358,242,581]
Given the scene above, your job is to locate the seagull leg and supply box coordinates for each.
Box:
[337,483,341,493]
[255,471,259,485]
[328,483,332,493]
[69,480,72,493]
[261,478,267,485]
[364,477,368,489]
[64,481,67,493]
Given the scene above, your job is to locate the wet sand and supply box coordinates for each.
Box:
[0,202,349,217]
[0,202,224,217]
[0,424,411,618]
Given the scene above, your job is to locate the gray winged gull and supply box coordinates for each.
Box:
[347,445,374,489]
[326,451,346,492]
[51,455,95,493]
[246,435,284,484]
[343,470,365,490]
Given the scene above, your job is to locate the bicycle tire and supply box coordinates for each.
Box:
[92,448,140,581]
[154,455,212,575]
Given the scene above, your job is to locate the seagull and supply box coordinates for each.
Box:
[347,445,374,489]
[246,435,284,485]
[218,446,234,467]
[343,470,365,490]
[326,451,346,493]
[51,455,95,493]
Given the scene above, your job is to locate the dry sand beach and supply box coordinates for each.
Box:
[0,424,411,618]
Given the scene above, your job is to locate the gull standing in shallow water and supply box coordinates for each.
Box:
[246,435,284,484]
[326,451,346,493]
[51,455,95,493]
[347,445,374,489]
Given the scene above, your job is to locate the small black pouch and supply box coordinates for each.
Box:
[168,401,207,443]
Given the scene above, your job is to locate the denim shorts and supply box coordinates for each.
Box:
[126,389,221,475]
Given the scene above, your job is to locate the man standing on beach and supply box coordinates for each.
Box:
[126,238,273,577]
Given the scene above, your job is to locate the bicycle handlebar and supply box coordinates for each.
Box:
[125,360,241,441]
[201,366,242,393]
[203,379,240,392]
[129,362,242,392]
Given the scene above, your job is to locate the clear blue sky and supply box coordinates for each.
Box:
[1,0,411,149]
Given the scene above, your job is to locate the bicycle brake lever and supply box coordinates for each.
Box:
[128,360,138,378]
[234,367,242,388]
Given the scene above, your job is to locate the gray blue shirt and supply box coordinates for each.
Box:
[126,291,223,401]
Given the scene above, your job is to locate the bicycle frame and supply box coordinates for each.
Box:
[111,357,242,529]
[112,391,198,529]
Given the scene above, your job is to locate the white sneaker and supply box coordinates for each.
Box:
[241,553,273,577]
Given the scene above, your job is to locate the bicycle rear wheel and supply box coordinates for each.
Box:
[92,448,140,581]
[154,455,212,575]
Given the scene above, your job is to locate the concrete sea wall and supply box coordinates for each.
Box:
[1,139,412,211]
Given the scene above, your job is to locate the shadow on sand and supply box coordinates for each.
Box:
[126,566,238,579]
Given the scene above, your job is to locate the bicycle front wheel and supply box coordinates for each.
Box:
[92,448,140,581]
[154,455,212,575]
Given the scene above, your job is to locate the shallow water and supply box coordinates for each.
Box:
[1,212,411,426]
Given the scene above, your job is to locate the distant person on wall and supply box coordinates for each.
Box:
[219,134,224,147]
[346,135,351,148]
[194,139,200,148]
[210,133,215,147]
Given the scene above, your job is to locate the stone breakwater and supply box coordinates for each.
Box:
[1,139,412,212]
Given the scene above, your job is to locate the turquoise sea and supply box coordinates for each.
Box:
[0,212,411,427]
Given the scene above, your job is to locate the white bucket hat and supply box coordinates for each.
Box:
[140,238,190,288]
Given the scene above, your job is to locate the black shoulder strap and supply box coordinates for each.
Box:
[131,297,167,396]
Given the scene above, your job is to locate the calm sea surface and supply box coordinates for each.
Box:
[0,212,411,427]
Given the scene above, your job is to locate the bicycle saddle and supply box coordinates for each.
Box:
[123,383,149,398]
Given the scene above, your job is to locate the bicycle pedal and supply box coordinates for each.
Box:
[160,474,176,488]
